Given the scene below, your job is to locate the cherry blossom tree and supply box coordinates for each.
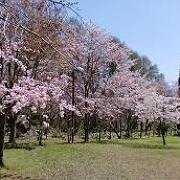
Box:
[0,0,179,169]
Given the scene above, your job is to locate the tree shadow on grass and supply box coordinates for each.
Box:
[51,139,87,145]
[5,138,180,151]
[4,142,37,151]
[96,140,180,150]
[0,173,43,180]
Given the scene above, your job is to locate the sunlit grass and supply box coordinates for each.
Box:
[1,136,180,179]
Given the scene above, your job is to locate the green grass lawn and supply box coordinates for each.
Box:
[1,136,180,180]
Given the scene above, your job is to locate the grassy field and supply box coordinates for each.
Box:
[1,136,180,180]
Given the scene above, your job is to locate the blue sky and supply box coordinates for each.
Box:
[75,0,180,82]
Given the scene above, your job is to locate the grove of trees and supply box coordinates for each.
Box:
[0,0,180,167]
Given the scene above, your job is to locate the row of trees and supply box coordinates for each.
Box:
[0,0,179,167]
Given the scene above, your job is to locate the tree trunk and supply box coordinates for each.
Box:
[38,129,43,146]
[153,126,155,137]
[38,114,43,146]
[84,69,90,143]
[98,128,101,142]
[115,121,118,132]
[160,120,166,145]
[0,114,5,167]
[145,120,149,136]
[84,85,89,143]
[84,113,89,142]
[140,122,143,138]
[162,133,166,145]
[126,110,132,138]
[71,70,75,143]
[67,116,71,144]
[110,122,121,139]
[8,114,17,146]
[126,120,130,138]
[119,120,122,139]
[109,122,112,140]
[97,120,101,142]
